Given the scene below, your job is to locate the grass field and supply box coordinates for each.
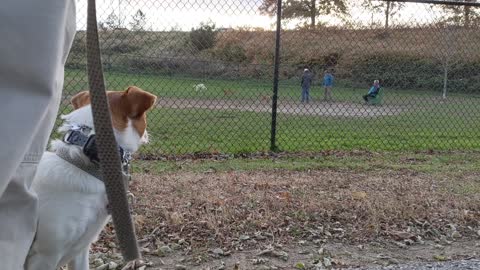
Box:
[62,69,480,155]
[65,68,473,102]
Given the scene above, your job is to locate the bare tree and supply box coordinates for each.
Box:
[362,0,404,30]
[435,25,458,99]
[260,0,348,29]
[442,28,453,99]
[130,9,147,31]
[441,0,480,27]
[104,11,123,29]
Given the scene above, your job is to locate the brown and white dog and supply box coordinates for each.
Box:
[25,86,156,270]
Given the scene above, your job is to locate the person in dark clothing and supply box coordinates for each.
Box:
[363,80,381,102]
[301,68,313,103]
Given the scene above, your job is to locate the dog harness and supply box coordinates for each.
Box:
[56,125,132,184]
[55,126,135,214]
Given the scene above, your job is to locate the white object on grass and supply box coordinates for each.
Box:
[193,83,207,92]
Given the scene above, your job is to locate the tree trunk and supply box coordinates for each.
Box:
[442,27,453,99]
[118,0,122,28]
[310,0,316,29]
[443,60,448,99]
[464,5,471,27]
[385,1,391,30]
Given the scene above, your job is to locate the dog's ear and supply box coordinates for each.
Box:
[70,91,91,109]
[122,86,157,118]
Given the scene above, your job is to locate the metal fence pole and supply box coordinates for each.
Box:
[270,0,282,152]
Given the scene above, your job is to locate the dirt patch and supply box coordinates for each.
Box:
[91,167,480,269]
[157,98,407,117]
[142,240,480,269]
[129,170,480,246]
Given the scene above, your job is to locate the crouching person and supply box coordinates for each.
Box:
[363,80,381,103]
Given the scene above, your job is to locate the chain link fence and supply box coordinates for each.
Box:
[60,0,480,156]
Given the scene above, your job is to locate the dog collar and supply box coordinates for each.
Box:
[63,128,131,165]
[58,126,132,182]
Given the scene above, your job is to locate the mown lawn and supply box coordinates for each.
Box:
[64,69,472,102]
[139,105,480,155]
[61,69,480,155]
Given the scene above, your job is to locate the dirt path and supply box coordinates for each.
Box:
[157,98,407,117]
[351,259,480,270]
[142,240,480,269]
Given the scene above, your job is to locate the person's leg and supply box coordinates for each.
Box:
[306,87,310,103]
[363,94,368,102]
[327,86,332,101]
[366,94,376,102]
[301,86,306,103]
[0,1,76,269]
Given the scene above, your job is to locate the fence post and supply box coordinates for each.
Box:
[270,0,282,152]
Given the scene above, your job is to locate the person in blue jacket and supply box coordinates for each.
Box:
[323,70,334,101]
[363,80,381,102]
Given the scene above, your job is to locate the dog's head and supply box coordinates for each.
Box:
[62,86,157,153]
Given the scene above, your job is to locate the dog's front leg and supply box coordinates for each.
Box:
[67,247,89,270]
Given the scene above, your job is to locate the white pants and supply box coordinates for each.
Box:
[0,1,76,269]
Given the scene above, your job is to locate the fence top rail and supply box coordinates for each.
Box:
[377,0,480,7]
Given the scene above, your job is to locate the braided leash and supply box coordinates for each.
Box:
[86,0,140,261]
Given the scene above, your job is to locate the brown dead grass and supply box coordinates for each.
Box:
[216,27,480,64]
[123,168,480,251]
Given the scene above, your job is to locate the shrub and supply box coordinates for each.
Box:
[348,53,442,89]
[447,61,480,93]
[107,43,140,54]
[215,43,247,63]
[344,52,480,93]
[189,22,217,51]
[126,57,180,74]
[70,35,86,55]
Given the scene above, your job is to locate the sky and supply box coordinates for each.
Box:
[75,0,449,31]
[76,0,272,30]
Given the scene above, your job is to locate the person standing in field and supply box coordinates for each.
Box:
[323,70,334,101]
[301,68,313,103]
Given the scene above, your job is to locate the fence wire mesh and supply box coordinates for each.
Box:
[60,0,480,156]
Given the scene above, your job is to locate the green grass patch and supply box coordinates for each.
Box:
[142,108,271,154]
[276,100,480,152]
[64,68,475,102]
[137,103,480,155]
[132,150,480,177]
